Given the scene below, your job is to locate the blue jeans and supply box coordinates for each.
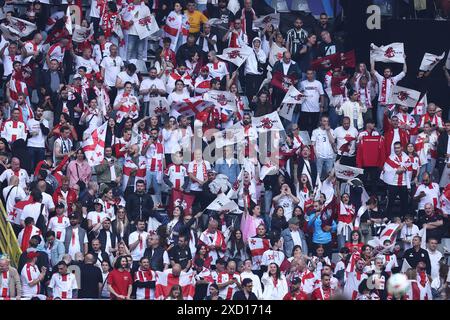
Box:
[418,159,436,182]
[376,103,386,134]
[316,157,335,181]
[127,34,146,61]
[328,106,342,129]
[146,170,162,203]
[28,147,45,175]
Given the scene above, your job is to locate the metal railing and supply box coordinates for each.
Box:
[0,201,21,268]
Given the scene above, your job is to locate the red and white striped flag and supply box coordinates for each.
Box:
[370,42,405,64]
[368,223,401,248]
[122,156,147,191]
[419,52,445,72]
[170,97,215,117]
[82,122,107,166]
[217,46,253,67]
[252,111,285,132]
[389,86,421,108]
[248,237,270,270]
[154,271,195,300]
[410,94,427,116]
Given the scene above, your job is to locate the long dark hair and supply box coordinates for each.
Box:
[114,256,127,269]
[229,229,245,253]
[268,263,282,280]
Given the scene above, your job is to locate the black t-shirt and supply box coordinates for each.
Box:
[80,191,96,214]
[168,245,192,269]
[417,214,444,241]
[79,263,103,298]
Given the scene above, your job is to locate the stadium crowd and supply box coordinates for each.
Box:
[0,0,449,301]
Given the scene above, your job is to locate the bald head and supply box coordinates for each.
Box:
[172,264,182,276]
[8,175,19,186]
[84,254,95,264]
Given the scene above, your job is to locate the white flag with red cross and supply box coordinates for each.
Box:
[248,237,270,270]
[217,46,253,67]
[410,94,427,116]
[82,122,107,166]
[154,271,195,300]
[334,162,364,180]
[8,17,37,38]
[370,42,405,64]
[389,85,421,108]
[148,96,170,117]
[205,90,237,112]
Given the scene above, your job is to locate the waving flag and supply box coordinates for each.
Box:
[331,75,348,96]
[389,86,421,108]
[367,223,401,248]
[8,17,37,38]
[217,46,253,67]
[410,94,427,116]
[282,85,305,104]
[340,50,356,69]
[419,52,445,72]
[155,271,195,300]
[148,97,169,117]
[170,97,215,117]
[440,184,450,216]
[335,162,364,180]
[65,7,73,35]
[168,190,195,216]
[248,237,270,269]
[72,24,94,43]
[252,111,285,132]
[205,90,236,111]
[260,161,278,180]
[278,103,295,121]
[253,13,280,29]
[207,193,240,212]
[311,53,340,70]
[82,122,107,166]
[134,12,159,40]
[213,123,245,148]
[271,71,297,92]
[370,42,405,64]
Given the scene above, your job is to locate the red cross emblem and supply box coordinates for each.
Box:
[384,47,395,58]
[397,91,409,101]
[216,94,228,106]
[227,50,243,60]
[260,117,274,129]
[154,106,167,114]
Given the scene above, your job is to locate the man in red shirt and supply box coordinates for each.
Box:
[108,256,133,300]
[283,277,308,300]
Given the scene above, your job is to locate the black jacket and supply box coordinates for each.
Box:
[232,290,258,300]
[297,157,317,187]
[125,192,154,223]
[437,132,449,159]
[96,229,119,253]
[176,43,202,66]
[53,92,81,126]
[402,248,432,275]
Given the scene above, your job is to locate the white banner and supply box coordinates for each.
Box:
[217,46,253,67]
[253,13,280,29]
[278,103,295,121]
[389,85,421,108]
[82,122,107,166]
[148,97,169,117]
[410,94,427,116]
[252,111,285,132]
[419,52,445,72]
[207,193,240,212]
[446,49,450,70]
[370,42,405,64]
[282,85,305,105]
[72,24,94,43]
[335,162,364,180]
[134,13,159,40]
[205,90,236,111]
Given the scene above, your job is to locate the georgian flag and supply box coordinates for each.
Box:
[7,17,37,38]
[419,52,445,72]
[389,86,421,108]
[72,24,94,43]
[252,111,285,132]
[217,46,253,67]
[148,96,169,117]
[335,162,364,180]
[440,184,450,216]
[207,193,240,212]
[205,90,237,112]
[82,122,107,166]
[213,123,245,149]
[170,97,215,117]
[282,85,305,105]
[370,42,405,64]
[410,94,428,116]
[248,237,270,269]
[253,13,280,29]
[155,271,195,300]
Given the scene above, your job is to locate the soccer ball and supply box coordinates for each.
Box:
[387,273,410,298]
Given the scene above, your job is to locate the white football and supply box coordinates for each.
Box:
[387,273,410,297]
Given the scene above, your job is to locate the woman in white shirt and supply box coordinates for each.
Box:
[167,79,190,105]
[261,263,289,300]
[162,116,182,164]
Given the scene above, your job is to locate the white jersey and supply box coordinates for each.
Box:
[374,71,405,104]
[414,183,440,210]
[26,118,49,148]
[381,152,412,187]
[129,231,149,261]
[48,215,71,241]
[20,263,41,297]
[2,185,27,224]
[335,126,358,156]
[75,55,99,73]
[0,169,29,190]
[1,120,28,143]
[207,61,229,81]
[311,127,336,159]
[48,272,78,299]
[261,249,285,267]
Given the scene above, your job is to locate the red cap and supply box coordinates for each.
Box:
[26,251,39,260]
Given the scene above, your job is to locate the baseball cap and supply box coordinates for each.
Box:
[73,73,82,80]
[94,198,104,207]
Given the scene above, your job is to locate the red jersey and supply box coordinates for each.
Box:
[283,291,309,300]
[107,269,133,300]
